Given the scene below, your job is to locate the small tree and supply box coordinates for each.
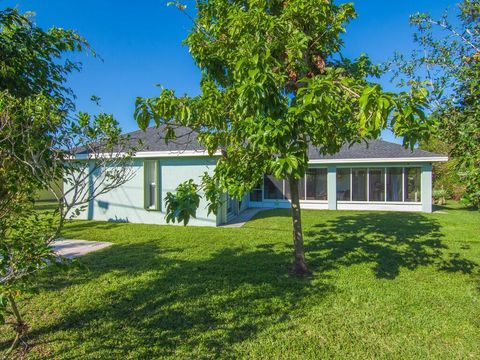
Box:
[0,9,136,355]
[135,0,431,274]
[392,0,480,207]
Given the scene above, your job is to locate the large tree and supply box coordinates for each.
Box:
[392,0,480,207]
[135,0,430,274]
[0,8,136,355]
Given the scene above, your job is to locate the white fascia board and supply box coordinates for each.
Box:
[134,150,221,158]
[74,150,221,160]
[308,156,448,164]
[74,151,447,163]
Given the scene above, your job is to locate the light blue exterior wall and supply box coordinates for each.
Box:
[69,157,218,226]
[68,158,435,227]
[216,193,250,225]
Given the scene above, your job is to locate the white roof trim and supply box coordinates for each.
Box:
[308,156,448,164]
[75,150,221,160]
[134,150,221,158]
[75,151,447,163]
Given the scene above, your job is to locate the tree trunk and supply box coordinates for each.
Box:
[288,176,310,276]
[5,295,27,356]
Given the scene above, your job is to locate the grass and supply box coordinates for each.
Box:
[1,202,479,359]
[33,200,59,212]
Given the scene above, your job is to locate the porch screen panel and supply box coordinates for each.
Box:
[284,180,291,200]
[298,177,306,200]
[264,175,284,200]
[352,168,367,201]
[249,181,263,202]
[336,168,351,201]
[369,168,385,201]
[306,169,327,200]
[404,167,421,202]
[387,168,403,202]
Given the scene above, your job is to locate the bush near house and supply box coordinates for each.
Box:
[433,188,448,205]
[421,139,465,201]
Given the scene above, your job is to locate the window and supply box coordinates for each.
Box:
[284,180,292,200]
[337,168,351,201]
[226,193,234,214]
[144,160,159,210]
[264,175,285,200]
[387,168,403,202]
[306,169,327,200]
[369,168,385,201]
[259,171,328,202]
[249,183,263,202]
[405,167,421,202]
[249,190,263,202]
[352,168,368,201]
[299,176,306,200]
[335,167,421,203]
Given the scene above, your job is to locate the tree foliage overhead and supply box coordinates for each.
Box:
[135,0,431,274]
[0,8,136,355]
[136,0,430,197]
[0,8,88,107]
[393,0,480,207]
[0,8,87,210]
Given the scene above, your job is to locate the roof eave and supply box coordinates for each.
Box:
[74,151,448,163]
[74,150,222,160]
[308,156,448,164]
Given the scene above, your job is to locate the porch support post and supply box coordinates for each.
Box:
[327,165,337,210]
[421,163,433,213]
[216,192,228,226]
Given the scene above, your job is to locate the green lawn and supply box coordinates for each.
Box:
[1,203,479,359]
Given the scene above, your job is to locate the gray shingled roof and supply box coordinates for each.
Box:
[307,139,443,159]
[75,125,202,155]
[126,126,444,159]
[125,126,203,152]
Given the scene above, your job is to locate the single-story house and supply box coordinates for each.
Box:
[70,126,448,226]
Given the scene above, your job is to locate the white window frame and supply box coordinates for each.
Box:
[144,160,160,211]
[303,167,328,203]
[262,175,288,202]
[259,168,329,203]
[337,165,422,205]
[403,166,422,203]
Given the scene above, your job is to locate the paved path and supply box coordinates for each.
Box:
[52,239,113,259]
[221,208,271,228]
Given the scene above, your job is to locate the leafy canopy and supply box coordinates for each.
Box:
[135,0,430,221]
[0,8,136,354]
[392,0,480,207]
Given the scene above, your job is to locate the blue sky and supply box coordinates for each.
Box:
[5,0,457,142]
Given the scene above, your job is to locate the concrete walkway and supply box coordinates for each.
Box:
[52,239,113,259]
[221,208,271,228]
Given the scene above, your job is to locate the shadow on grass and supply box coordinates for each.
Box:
[33,200,59,211]
[433,201,479,212]
[3,209,477,357]
[249,208,291,221]
[304,212,477,279]
[5,243,330,358]
[62,220,128,234]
